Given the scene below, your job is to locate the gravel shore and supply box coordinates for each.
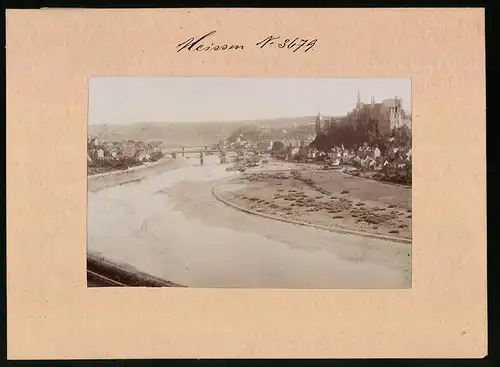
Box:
[216,168,412,240]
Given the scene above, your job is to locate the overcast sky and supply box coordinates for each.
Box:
[88,77,411,125]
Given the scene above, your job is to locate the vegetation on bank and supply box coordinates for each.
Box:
[88,151,165,175]
[349,162,412,186]
[372,161,412,185]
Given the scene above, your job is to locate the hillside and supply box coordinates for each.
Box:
[88,116,325,148]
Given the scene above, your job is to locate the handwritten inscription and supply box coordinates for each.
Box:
[177,31,244,52]
[176,31,317,53]
[256,36,317,52]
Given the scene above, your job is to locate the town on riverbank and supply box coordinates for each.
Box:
[211,92,412,240]
[88,89,412,184]
[87,137,165,175]
[87,91,413,241]
[87,77,412,289]
[219,92,411,186]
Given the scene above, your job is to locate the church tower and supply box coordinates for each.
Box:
[389,97,403,130]
[356,90,362,111]
[315,111,322,135]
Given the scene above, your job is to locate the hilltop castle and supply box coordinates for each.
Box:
[314,91,411,138]
[350,90,410,134]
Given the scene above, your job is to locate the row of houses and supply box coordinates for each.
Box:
[342,143,411,171]
[284,141,411,171]
[87,137,162,163]
[224,133,316,154]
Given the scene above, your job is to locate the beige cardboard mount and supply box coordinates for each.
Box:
[6,9,486,359]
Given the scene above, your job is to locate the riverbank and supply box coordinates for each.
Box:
[342,168,412,188]
[88,156,174,178]
[215,168,412,240]
[87,253,185,287]
[87,157,191,192]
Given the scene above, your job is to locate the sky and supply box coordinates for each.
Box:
[88,77,411,125]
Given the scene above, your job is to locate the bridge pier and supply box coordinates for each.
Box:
[219,150,226,164]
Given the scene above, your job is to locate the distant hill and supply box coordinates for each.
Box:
[88,116,327,148]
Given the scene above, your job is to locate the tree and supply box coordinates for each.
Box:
[150,151,164,162]
[228,127,245,142]
[271,141,285,155]
[392,126,411,147]
[228,126,261,143]
[310,133,332,152]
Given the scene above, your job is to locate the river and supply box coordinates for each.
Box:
[88,154,411,289]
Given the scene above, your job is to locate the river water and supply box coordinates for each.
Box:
[88,155,410,289]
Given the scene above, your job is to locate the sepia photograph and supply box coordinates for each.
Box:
[87,77,412,289]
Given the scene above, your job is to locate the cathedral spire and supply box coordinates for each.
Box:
[356,90,362,111]
[315,108,322,135]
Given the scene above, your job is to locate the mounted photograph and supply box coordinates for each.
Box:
[87,77,412,289]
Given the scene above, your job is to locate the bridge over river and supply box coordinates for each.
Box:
[163,145,263,156]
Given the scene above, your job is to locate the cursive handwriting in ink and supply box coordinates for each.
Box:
[176,32,317,53]
[256,36,317,52]
[177,31,244,52]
